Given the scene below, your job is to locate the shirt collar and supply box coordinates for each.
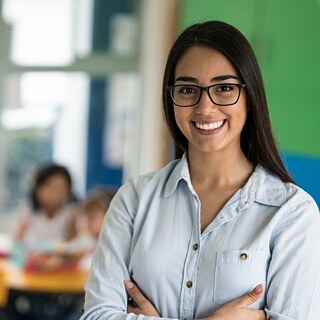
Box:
[164,154,287,208]
[164,153,192,197]
[239,165,287,209]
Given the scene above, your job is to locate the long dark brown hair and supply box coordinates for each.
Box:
[162,20,294,184]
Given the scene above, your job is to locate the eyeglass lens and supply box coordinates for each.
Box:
[171,84,242,107]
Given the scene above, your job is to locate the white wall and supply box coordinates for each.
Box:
[127,0,180,177]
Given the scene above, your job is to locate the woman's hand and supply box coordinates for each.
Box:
[125,280,265,320]
[124,280,160,317]
[210,284,266,320]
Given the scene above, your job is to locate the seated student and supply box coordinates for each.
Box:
[13,163,78,242]
[83,188,115,238]
[13,163,80,271]
[76,187,116,270]
[5,164,84,320]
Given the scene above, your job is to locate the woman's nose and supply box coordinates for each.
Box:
[195,90,217,114]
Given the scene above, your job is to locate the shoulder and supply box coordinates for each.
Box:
[254,166,319,214]
[281,183,319,223]
[284,182,317,206]
[119,158,182,196]
[108,158,183,217]
[254,165,315,205]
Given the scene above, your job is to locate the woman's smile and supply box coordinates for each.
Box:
[193,119,226,135]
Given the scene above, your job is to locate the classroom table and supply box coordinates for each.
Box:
[0,258,89,319]
[0,258,89,307]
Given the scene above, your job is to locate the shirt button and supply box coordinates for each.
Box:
[240,253,248,260]
[186,280,193,288]
[193,243,199,250]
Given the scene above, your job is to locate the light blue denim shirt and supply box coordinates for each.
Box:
[81,154,320,320]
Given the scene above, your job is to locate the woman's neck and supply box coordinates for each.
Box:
[187,147,254,188]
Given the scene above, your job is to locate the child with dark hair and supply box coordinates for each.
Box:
[76,187,116,270]
[7,164,84,320]
[13,163,79,252]
[82,188,115,240]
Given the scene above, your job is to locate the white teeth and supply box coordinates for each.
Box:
[195,120,224,131]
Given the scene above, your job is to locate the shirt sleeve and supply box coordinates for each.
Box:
[265,194,320,319]
[80,179,175,320]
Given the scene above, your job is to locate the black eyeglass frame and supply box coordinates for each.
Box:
[167,83,246,107]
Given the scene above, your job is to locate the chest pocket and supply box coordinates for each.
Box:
[213,249,268,308]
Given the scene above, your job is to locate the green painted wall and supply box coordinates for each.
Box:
[180,0,320,157]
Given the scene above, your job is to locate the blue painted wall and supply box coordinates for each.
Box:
[284,154,320,206]
[86,0,134,191]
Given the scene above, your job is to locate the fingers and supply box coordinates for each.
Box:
[124,280,149,309]
[127,304,143,315]
[237,284,264,307]
[257,310,267,320]
[125,280,160,317]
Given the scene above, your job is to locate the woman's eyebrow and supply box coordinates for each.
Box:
[175,76,197,82]
[212,75,239,82]
[175,75,240,83]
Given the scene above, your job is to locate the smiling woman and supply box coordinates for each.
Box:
[172,46,249,158]
[80,21,320,320]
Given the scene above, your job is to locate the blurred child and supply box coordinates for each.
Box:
[76,187,115,270]
[7,164,84,319]
[14,163,78,243]
[83,188,115,239]
[12,163,80,271]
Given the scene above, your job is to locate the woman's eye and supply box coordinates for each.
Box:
[179,86,196,94]
[216,85,235,92]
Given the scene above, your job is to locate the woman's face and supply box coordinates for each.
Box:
[173,45,247,156]
[36,174,70,212]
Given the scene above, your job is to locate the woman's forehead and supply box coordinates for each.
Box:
[174,46,239,82]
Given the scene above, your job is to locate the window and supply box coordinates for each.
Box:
[0,0,138,222]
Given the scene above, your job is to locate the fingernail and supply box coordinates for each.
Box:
[254,284,263,294]
[124,280,134,289]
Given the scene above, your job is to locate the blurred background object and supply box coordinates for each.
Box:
[81,187,116,239]
[0,0,179,232]
[73,186,116,270]
[0,1,178,318]
[13,163,77,243]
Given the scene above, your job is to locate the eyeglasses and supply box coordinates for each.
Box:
[167,83,246,107]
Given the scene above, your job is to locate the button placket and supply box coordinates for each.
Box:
[180,192,201,320]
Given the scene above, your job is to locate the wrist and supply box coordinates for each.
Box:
[198,316,222,320]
